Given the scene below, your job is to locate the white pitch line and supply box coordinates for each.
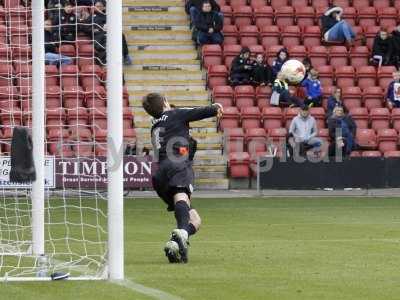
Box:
[114,279,184,300]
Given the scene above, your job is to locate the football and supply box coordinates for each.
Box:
[280,59,306,84]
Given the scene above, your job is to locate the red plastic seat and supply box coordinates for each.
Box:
[342,86,362,109]
[10,25,29,46]
[350,46,370,68]
[233,6,253,27]
[363,86,383,110]
[44,86,61,109]
[364,26,380,49]
[373,0,390,9]
[249,0,267,9]
[207,65,228,89]
[329,46,348,67]
[342,7,357,26]
[284,107,301,129]
[67,107,89,127]
[350,107,369,128]
[370,107,390,131]
[256,86,272,109]
[58,44,76,57]
[248,45,265,58]
[335,66,356,88]
[80,64,103,88]
[295,6,315,28]
[358,7,377,27]
[221,5,233,25]
[45,65,59,86]
[63,86,85,109]
[266,45,285,65]
[303,26,321,48]
[60,65,79,88]
[378,7,398,28]
[85,86,106,108]
[213,85,234,107]
[281,26,302,47]
[262,106,283,130]
[223,44,242,67]
[224,128,245,153]
[353,0,371,10]
[378,66,397,89]
[391,108,400,131]
[246,128,267,154]
[311,0,329,8]
[268,127,288,157]
[229,152,250,178]
[377,128,397,153]
[356,128,378,149]
[46,107,66,128]
[202,45,223,68]
[356,66,377,90]
[288,45,307,61]
[235,85,255,109]
[270,0,288,9]
[241,106,261,129]
[220,106,240,130]
[260,26,280,48]
[332,0,350,7]
[309,107,326,129]
[230,0,247,7]
[316,65,334,86]
[222,25,239,45]
[239,25,259,47]
[254,6,274,28]
[275,6,295,27]
[309,46,328,66]
[0,64,13,87]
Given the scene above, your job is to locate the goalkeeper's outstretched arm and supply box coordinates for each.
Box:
[177,103,224,123]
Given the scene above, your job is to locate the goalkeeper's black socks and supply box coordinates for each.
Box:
[187,223,197,236]
[174,200,190,233]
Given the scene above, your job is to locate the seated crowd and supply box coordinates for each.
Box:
[44,0,132,66]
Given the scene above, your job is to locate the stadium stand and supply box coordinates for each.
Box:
[201,0,400,179]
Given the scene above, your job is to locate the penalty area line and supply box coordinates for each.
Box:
[113,278,183,300]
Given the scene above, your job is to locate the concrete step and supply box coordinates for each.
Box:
[129,44,195,51]
[128,85,206,92]
[125,25,190,31]
[131,49,197,60]
[128,39,194,47]
[195,178,229,190]
[135,127,217,135]
[192,155,227,166]
[124,16,188,26]
[125,30,192,41]
[126,79,204,86]
[128,62,200,71]
[195,171,226,179]
[125,70,203,81]
[123,7,186,14]
[123,0,185,7]
[131,99,209,107]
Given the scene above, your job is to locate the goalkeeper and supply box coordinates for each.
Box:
[142,93,223,264]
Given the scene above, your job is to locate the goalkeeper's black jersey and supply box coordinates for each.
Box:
[151,106,218,161]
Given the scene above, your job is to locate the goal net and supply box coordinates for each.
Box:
[0,0,126,281]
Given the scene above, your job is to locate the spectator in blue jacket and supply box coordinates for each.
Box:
[302,69,322,107]
[271,48,289,79]
[328,106,356,157]
[320,6,355,46]
[327,87,344,117]
[386,71,400,109]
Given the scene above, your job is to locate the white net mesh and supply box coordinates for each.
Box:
[0,0,131,280]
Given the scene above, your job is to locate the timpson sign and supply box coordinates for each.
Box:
[55,157,154,188]
[0,156,154,189]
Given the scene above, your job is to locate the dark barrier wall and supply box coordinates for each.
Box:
[259,158,400,189]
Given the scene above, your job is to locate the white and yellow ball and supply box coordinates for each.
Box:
[280,59,306,85]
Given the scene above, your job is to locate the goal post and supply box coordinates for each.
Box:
[0,0,124,281]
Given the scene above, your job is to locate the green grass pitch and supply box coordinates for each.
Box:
[2,197,400,300]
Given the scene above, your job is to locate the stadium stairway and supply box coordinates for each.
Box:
[123,0,229,189]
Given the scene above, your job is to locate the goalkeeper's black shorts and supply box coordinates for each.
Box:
[152,158,194,212]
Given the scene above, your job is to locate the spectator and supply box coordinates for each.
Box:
[44,19,73,65]
[271,48,288,79]
[251,54,273,86]
[52,1,77,43]
[327,87,344,117]
[328,106,356,157]
[270,72,302,107]
[124,138,137,156]
[288,104,322,156]
[301,69,322,107]
[80,1,132,65]
[185,0,220,23]
[229,47,253,86]
[321,6,355,46]
[385,71,400,109]
[388,25,400,69]
[371,27,392,67]
[194,1,223,46]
